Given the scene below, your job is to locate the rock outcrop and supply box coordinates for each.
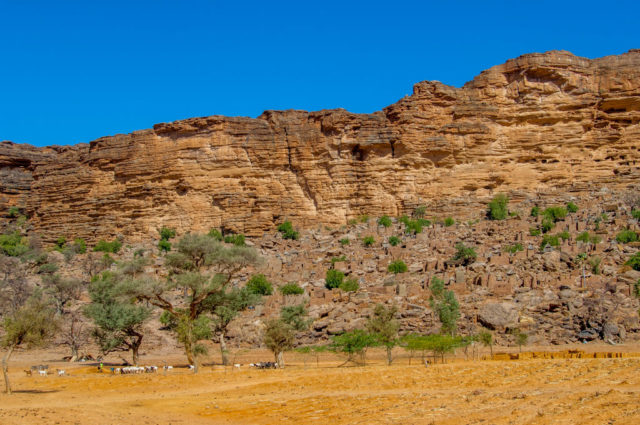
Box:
[1,50,640,242]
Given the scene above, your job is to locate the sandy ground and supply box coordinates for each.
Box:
[1,346,640,424]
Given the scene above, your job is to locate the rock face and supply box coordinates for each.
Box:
[1,50,640,242]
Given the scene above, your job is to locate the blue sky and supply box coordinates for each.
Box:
[1,0,639,146]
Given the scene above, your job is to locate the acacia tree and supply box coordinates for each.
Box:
[204,287,262,365]
[132,234,259,372]
[264,304,309,368]
[2,291,57,394]
[84,271,152,365]
[330,329,377,366]
[366,304,399,365]
[429,276,460,335]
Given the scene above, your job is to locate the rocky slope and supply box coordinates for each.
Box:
[1,50,640,242]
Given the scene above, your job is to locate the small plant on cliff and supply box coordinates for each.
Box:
[0,232,29,257]
[93,238,122,254]
[529,228,541,236]
[444,217,455,227]
[557,231,570,241]
[158,240,172,252]
[387,259,408,274]
[429,276,460,335]
[632,209,640,221]
[279,283,304,296]
[530,206,540,217]
[588,256,602,275]
[505,243,523,254]
[452,243,477,265]
[377,215,392,228]
[158,226,176,253]
[540,234,560,250]
[567,202,579,213]
[208,228,223,241]
[224,233,245,246]
[339,277,359,293]
[388,236,401,246]
[543,206,567,222]
[625,252,640,271]
[487,194,509,220]
[339,237,350,246]
[616,229,639,244]
[358,215,370,223]
[331,255,347,264]
[362,236,375,247]
[633,279,640,298]
[72,238,87,254]
[325,269,345,289]
[277,221,299,240]
[7,206,20,218]
[413,205,427,219]
[246,274,273,296]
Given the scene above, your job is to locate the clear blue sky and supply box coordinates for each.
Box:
[1,0,639,146]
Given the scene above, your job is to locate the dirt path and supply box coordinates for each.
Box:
[1,355,639,424]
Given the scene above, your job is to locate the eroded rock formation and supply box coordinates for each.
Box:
[1,50,639,241]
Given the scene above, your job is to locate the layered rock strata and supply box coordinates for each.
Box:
[1,50,640,241]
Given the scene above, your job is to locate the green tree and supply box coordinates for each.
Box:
[388,236,401,246]
[616,229,639,244]
[429,277,460,335]
[362,236,375,247]
[246,274,273,295]
[444,217,455,227]
[543,206,567,223]
[566,202,578,213]
[325,269,345,289]
[478,329,494,357]
[366,304,399,365]
[84,272,152,365]
[263,319,295,368]
[387,259,408,274]
[487,194,509,220]
[2,291,57,394]
[330,329,377,366]
[277,221,299,240]
[377,216,392,228]
[93,238,122,254]
[452,242,477,265]
[159,226,176,241]
[279,283,304,295]
[510,328,528,352]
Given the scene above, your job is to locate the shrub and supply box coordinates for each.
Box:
[529,228,541,236]
[330,255,347,264]
[72,238,87,254]
[633,279,640,298]
[38,263,59,274]
[590,234,602,244]
[7,206,20,218]
[530,206,540,217]
[224,234,245,246]
[588,256,601,275]
[452,243,477,265]
[55,237,66,249]
[377,215,392,228]
[632,209,640,220]
[0,232,29,257]
[339,278,359,292]
[208,228,223,241]
[417,218,431,227]
[444,217,454,227]
[388,236,401,246]
[246,274,273,295]
[388,260,408,274]
[158,239,172,252]
[362,236,375,247]
[567,202,578,213]
[543,206,567,222]
[339,238,350,246]
[576,231,591,243]
[540,234,560,250]
[557,231,570,241]
[616,229,639,244]
[347,218,358,226]
[159,227,176,241]
[626,252,640,271]
[487,194,508,220]
[399,216,423,235]
[325,269,345,289]
[505,243,523,254]
[279,283,304,296]
[429,277,460,335]
[277,221,300,240]
[413,205,427,219]
[93,239,122,254]
[541,218,554,233]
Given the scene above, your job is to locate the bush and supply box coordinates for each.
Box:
[413,205,427,219]
[567,202,578,213]
[540,234,560,250]
[158,239,172,252]
[93,239,122,254]
[246,274,273,295]
[208,228,223,241]
[633,279,640,298]
[588,256,601,275]
[444,217,454,227]
[487,194,508,220]
[159,227,176,241]
[72,238,87,254]
[325,269,345,289]
[452,243,477,265]
[505,243,523,254]
[529,228,541,236]
[543,206,567,222]
[277,221,299,240]
[339,278,359,292]
[388,236,401,246]
[0,232,29,257]
[541,218,554,233]
[330,255,347,264]
[279,283,304,296]
[530,206,540,217]
[339,238,350,246]
[616,229,639,244]
[7,206,20,218]
[576,231,591,243]
[362,236,375,247]
[557,231,570,241]
[38,263,59,274]
[388,259,408,274]
[626,252,640,271]
[224,234,245,246]
[358,215,370,223]
[377,215,392,228]
[632,209,640,220]
[55,236,66,249]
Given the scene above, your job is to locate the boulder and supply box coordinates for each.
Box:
[477,302,519,330]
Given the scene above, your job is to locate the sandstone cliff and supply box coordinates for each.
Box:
[1,50,639,242]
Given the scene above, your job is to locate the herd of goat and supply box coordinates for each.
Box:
[23,362,279,377]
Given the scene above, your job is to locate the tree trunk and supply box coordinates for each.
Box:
[277,351,284,369]
[70,345,79,363]
[219,331,229,366]
[132,342,140,366]
[3,346,15,395]
[386,346,393,365]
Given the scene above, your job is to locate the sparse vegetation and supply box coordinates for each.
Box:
[616,229,639,244]
[331,255,347,264]
[487,193,509,220]
[223,233,245,246]
[540,234,560,250]
[429,277,460,335]
[362,235,375,247]
[325,269,345,289]
[529,228,541,236]
[413,205,427,219]
[452,242,477,265]
[632,209,640,220]
[208,228,223,241]
[339,238,350,246]
[246,274,273,295]
[505,243,524,254]
[366,304,399,365]
[543,206,568,222]
[588,256,601,275]
[567,202,578,213]
[279,283,304,296]
[388,236,401,246]
[277,221,300,240]
[330,329,377,366]
[444,217,455,227]
[387,259,408,274]
[377,215,392,228]
[626,252,640,271]
[530,206,540,217]
[93,238,122,254]
[339,277,359,293]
